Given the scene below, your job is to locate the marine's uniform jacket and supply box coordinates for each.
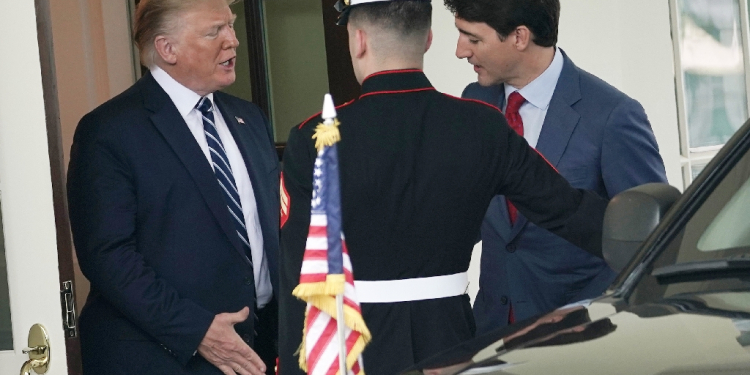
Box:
[278,70,607,375]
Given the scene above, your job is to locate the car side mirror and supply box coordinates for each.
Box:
[602,183,681,272]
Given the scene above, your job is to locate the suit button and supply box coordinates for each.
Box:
[244,276,254,286]
[242,333,252,343]
[501,296,509,305]
[506,243,517,253]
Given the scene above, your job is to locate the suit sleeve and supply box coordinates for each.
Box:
[278,124,315,375]
[491,119,608,258]
[601,98,668,197]
[67,115,214,365]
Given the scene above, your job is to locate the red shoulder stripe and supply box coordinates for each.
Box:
[298,99,356,129]
[359,87,435,99]
[441,93,503,113]
[534,150,559,173]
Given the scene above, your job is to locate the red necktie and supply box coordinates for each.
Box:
[504,91,526,225]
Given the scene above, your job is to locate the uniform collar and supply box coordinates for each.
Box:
[359,69,434,97]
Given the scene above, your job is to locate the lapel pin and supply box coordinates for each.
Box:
[235,116,245,124]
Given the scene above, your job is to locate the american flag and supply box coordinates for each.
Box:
[293,144,371,375]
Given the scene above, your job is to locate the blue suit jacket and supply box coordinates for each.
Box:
[67,72,280,374]
[465,51,667,334]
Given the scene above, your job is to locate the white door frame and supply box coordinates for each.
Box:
[0,1,69,374]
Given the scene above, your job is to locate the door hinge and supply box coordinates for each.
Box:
[60,280,78,338]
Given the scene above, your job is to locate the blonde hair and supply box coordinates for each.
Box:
[133,0,237,67]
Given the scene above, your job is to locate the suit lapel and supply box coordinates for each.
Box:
[535,52,582,166]
[216,96,272,231]
[508,51,582,241]
[215,94,279,284]
[142,75,248,263]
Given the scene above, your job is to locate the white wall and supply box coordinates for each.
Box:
[425,0,682,302]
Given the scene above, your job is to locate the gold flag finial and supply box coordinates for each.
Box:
[312,94,341,152]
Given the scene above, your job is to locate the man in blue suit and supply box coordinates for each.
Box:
[443,0,668,334]
[67,1,277,374]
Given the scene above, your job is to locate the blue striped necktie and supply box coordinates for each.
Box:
[196,97,259,331]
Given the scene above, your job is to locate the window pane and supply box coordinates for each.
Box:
[678,0,747,150]
[630,136,750,305]
[691,162,708,179]
[263,0,331,142]
[697,173,750,251]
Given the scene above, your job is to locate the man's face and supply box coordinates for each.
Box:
[454,17,520,87]
[169,0,239,96]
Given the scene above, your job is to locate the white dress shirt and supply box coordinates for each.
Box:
[503,47,564,148]
[151,66,272,308]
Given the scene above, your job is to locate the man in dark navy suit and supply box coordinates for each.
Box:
[444,0,668,334]
[67,1,278,374]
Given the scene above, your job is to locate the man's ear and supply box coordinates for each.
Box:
[425,29,433,53]
[514,26,532,51]
[354,28,368,59]
[154,35,178,65]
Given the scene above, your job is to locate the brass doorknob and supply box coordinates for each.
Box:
[19,324,50,375]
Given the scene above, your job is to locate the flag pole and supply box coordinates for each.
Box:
[321,93,348,375]
[336,294,347,375]
[318,93,348,375]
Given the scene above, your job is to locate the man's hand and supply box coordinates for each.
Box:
[198,307,267,375]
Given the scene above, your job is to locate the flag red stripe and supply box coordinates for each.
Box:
[307,313,337,371]
[308,225,327,237]
[302,249,328,261]
[325,357,340,375]
[299,274,328,283]
[308,306,321,323]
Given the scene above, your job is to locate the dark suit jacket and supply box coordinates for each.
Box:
[465,50,667,334]
[67,72,280,374]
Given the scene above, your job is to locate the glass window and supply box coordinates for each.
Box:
[629,140,750,305]
[672,0,750,187]
[674,145,750,264]
[263,0,331,142]
[697,173,750,251]
[677,0,747,150]
[690,161,708,179]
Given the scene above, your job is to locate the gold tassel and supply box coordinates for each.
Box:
[313,119,341,151]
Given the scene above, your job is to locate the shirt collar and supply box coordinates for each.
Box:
[505,47,563,110]
[150,66,215,117]
[359,69,434,96]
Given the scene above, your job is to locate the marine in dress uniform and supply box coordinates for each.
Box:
[278,1,607,374]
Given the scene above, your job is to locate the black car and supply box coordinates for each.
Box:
[404,119,750,375]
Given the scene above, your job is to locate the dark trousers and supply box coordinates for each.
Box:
[255,297,279,375]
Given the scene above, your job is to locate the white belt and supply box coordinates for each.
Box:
[354,272,468,303]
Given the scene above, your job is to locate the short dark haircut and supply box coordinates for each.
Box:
[444,0,559,47]
[348,1,432,37]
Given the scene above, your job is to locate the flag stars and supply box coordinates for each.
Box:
[312,197,322,209]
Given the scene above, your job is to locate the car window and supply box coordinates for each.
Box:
[676,148,750,263]
[697,175,750,251]
[629,145,750,305]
